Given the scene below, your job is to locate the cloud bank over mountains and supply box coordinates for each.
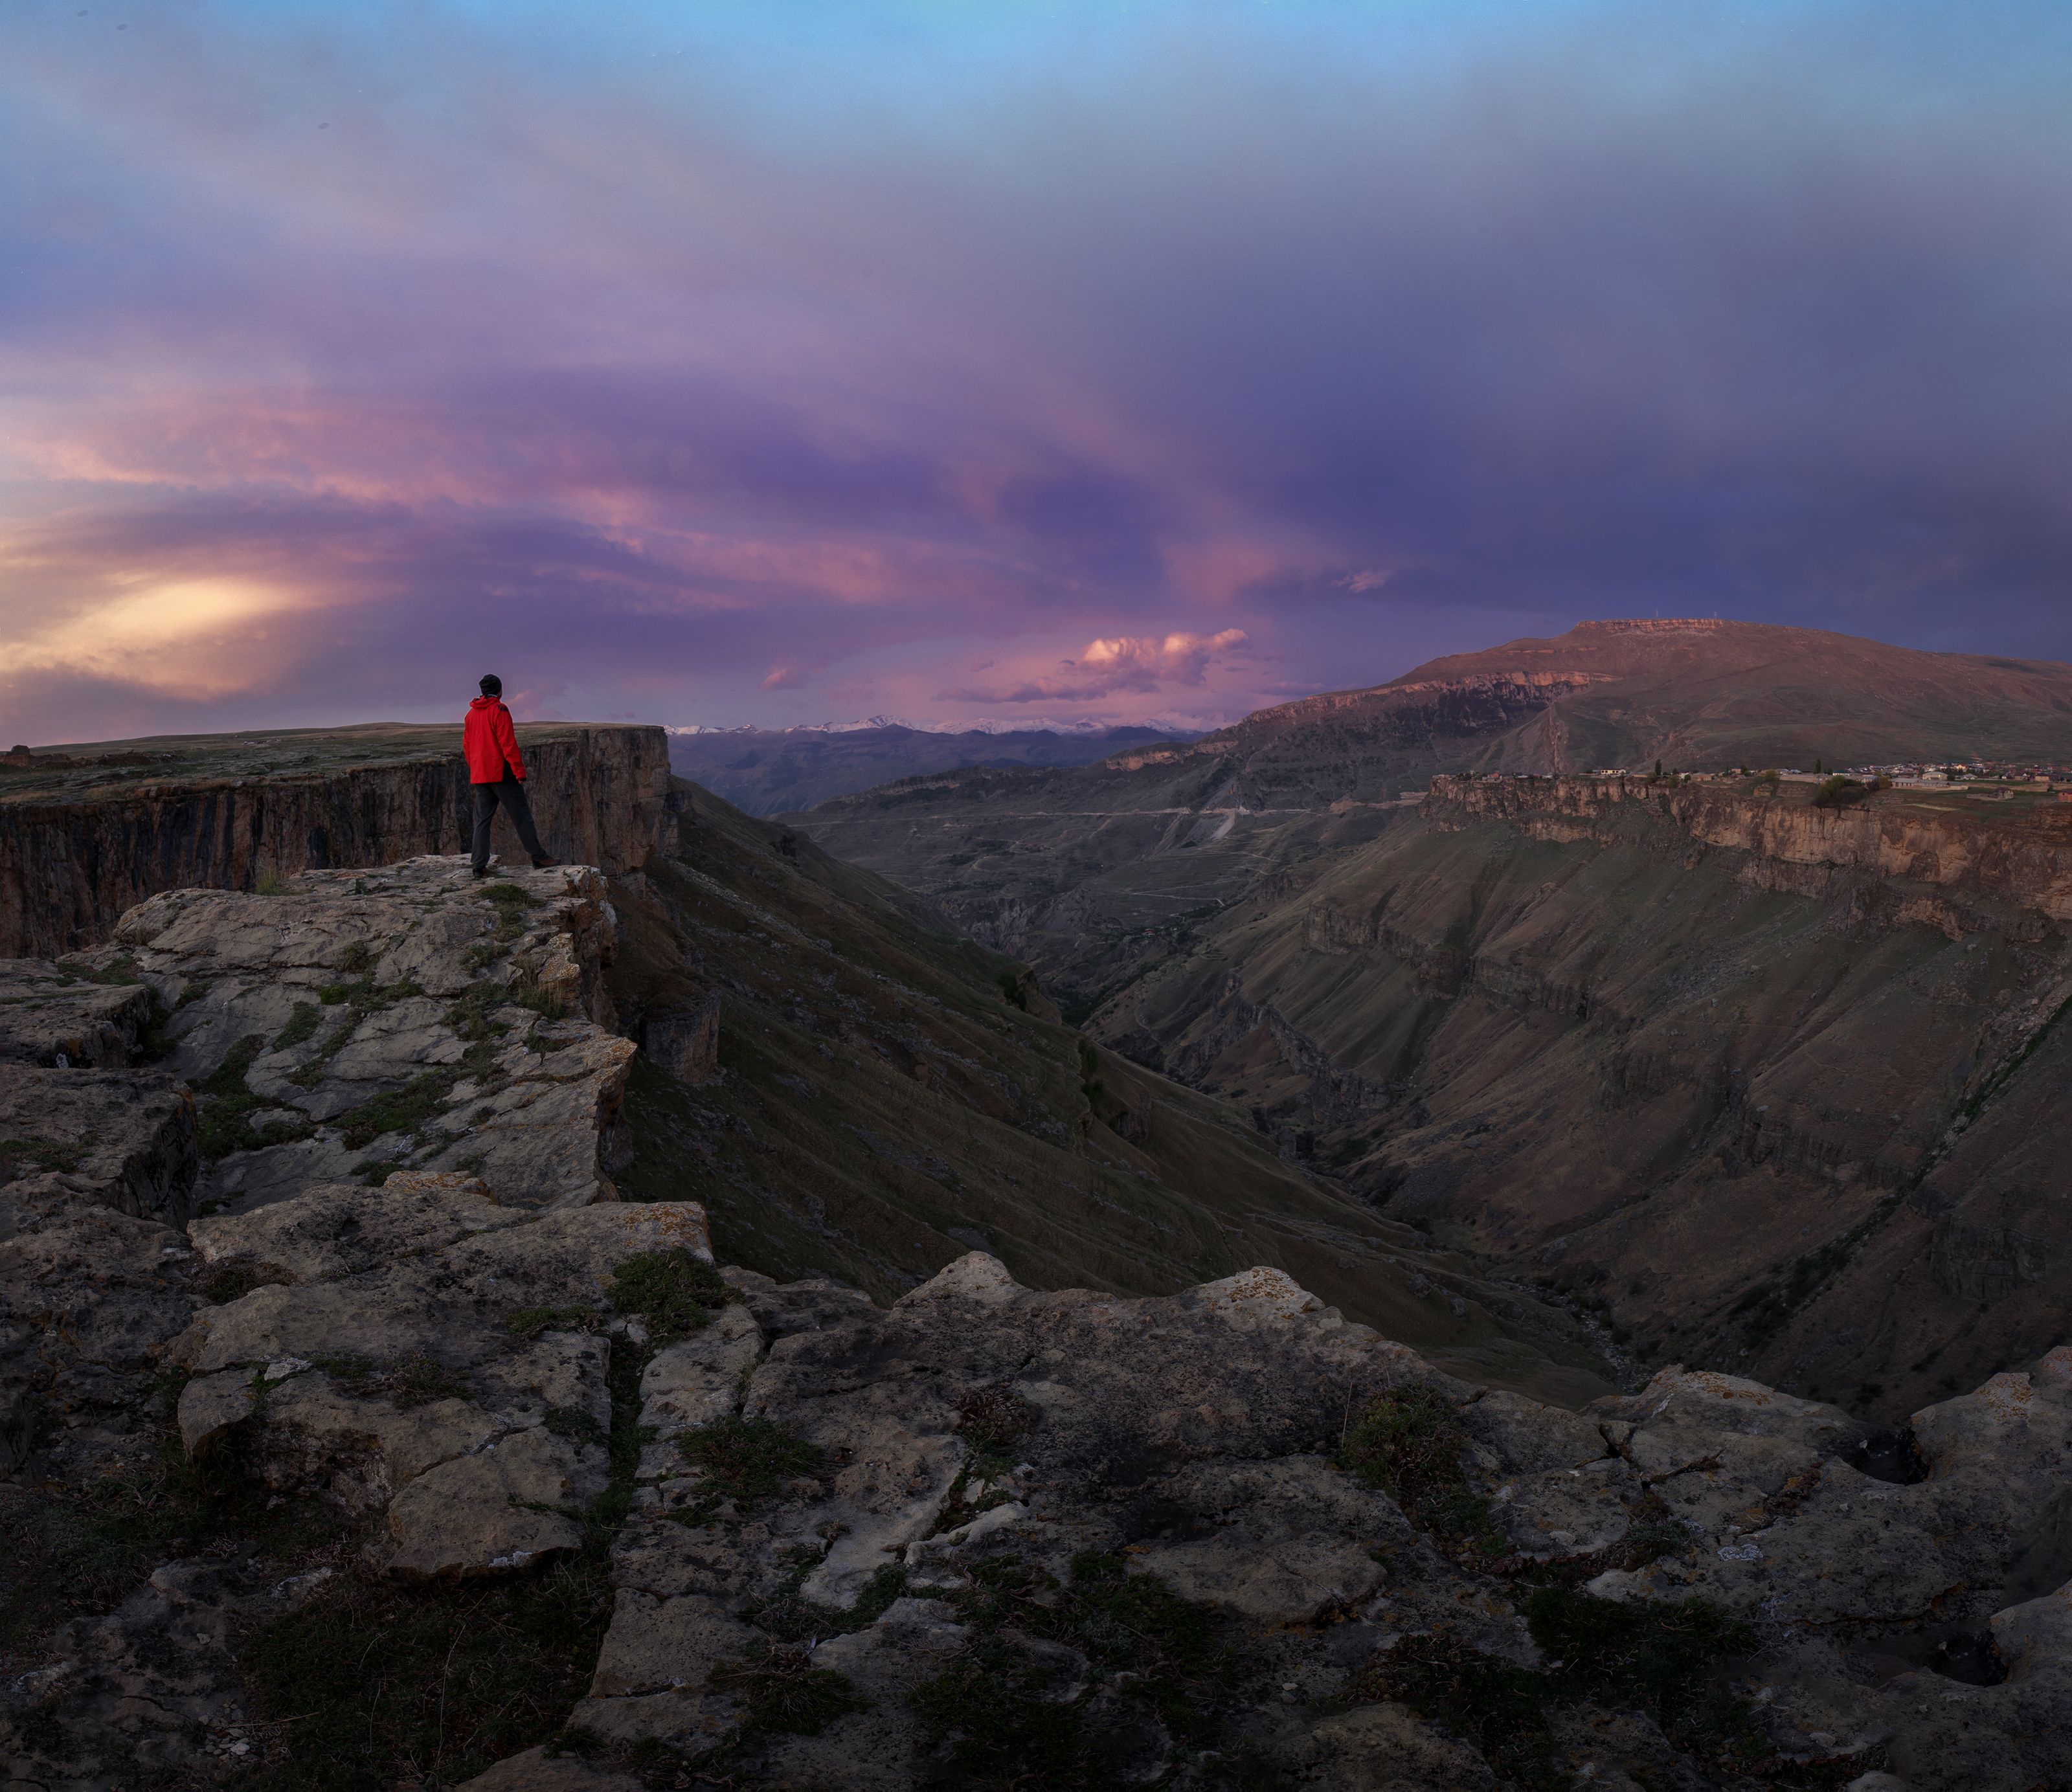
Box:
[5,1,2071,742]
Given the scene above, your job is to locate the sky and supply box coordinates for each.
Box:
[5,1,2072,743]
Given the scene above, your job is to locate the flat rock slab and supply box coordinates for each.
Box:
[80,857,635,1213]
[188,1169,526,1282]
[0,1064,198,1222]
[0,1064,201,1481]
[170,1183,710,1578]
[0,960,159,1068]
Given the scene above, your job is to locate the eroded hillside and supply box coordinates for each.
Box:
[603,781,1608,1400]
[1085,774,2072,1419]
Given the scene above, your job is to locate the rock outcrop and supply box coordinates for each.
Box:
[17,1190,2072,1787]
[112,855,636,1212]
[177,1173,712,1580]
[0,723,670,957]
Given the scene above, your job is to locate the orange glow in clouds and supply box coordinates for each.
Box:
[4,577,311,702]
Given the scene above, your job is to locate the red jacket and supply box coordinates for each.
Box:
[464,697,526,783]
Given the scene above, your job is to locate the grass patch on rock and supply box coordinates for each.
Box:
[910,1549,1230,1785]
[305,1351,469,1410]
[482,882,541,945]
[199,1257,286,1305]
[0,1415,345,1666]
[235,1334,650,1788]
[741,1559,908,1645]
[610,1246,738,1345]
[271,1002,322,1050]
[335,1072,455,1152]
[708,1639,871,1736]
[0,1136,84,1176]
[1351,1588,1769,1791]
[506,1304,607,1342]
[195,1034,315,1161]
[677,1415,824,1506]
[1338,1385,1509,1568]
[238,1546,613,1789]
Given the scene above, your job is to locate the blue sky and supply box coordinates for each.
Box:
[5,0,2071,739]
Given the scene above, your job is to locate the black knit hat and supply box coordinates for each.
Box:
[479,674,502,696]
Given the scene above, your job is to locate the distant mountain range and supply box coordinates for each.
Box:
[665,721,1202,816]
[673,711,1229,738]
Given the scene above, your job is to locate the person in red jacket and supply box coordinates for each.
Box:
[464,675,560,876]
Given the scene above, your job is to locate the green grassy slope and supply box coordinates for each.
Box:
[607,779,1615,1406]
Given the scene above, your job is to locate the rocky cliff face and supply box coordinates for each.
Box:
[0,724,670,958]
[8,766,2070,1786]
[1428,774,2072,934]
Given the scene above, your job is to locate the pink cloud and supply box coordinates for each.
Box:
[943,627,1250,704]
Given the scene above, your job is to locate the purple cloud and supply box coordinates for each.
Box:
[4,2,2072,743]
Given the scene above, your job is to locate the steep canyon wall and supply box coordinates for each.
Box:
[1426,774,2072,934]
[1089,774,2072,1418]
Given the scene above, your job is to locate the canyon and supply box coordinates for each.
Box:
[787,622,2072,1424]
[667,722,1189,818]
[8,815,2071,1789]
[1085,774,2072,1420]
[10,618,2072,1787]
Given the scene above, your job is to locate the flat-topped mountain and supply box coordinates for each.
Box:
[1185,617,2072,790]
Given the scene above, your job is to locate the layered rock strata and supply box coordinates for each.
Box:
[1426,774,2072,935]
[1086,771,2072,1418]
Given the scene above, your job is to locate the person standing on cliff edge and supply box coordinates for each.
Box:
[465,675,561,877]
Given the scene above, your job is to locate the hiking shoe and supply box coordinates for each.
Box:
[531,855,563,869]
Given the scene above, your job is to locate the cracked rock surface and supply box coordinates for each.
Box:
[540,1255,2072,1791]
[98,855,635,1213]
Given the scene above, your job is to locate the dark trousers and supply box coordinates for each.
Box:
[471,770,546,870]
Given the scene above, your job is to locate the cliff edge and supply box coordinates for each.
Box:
[0,721,670,957]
